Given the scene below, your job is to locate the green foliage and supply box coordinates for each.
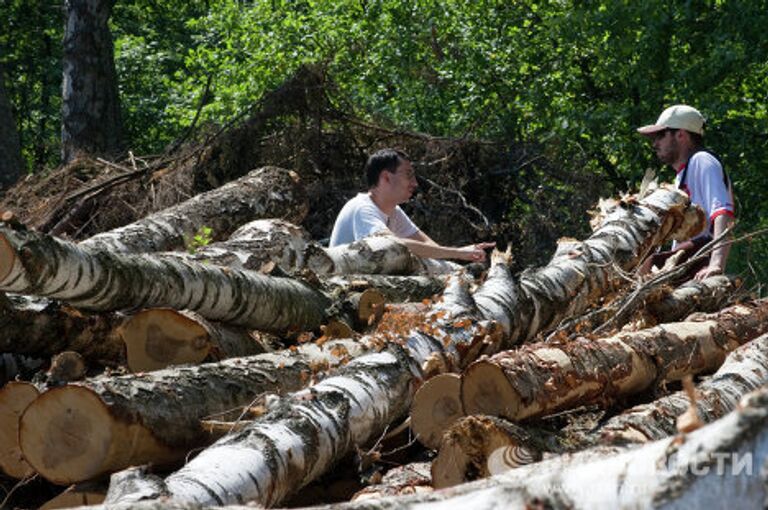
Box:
[185,225,214,254]
[0,0,62,170]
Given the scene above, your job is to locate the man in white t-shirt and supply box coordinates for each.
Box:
[637,104,735,280]
[330,148,495,262]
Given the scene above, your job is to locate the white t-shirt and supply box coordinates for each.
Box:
[329,193,420,247]
[675,151,735,240]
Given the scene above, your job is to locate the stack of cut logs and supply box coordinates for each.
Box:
[1,166,766,510]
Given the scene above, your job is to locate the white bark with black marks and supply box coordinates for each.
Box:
[0,223,331,331]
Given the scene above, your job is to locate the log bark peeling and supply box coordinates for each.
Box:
[462,300,768,423]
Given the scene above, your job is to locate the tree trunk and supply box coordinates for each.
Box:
[0,293,125,363]
[170,219,310,273]
[0,381,40,479]
[474,185,703,346]
[307,236,461,276]
[0,66,24,189]
[462,301,768,422]
[18,337,370,484]
[644,274,741,324]
[306,387,768,510]
[103,186,701,507]
[79,168,308,254]
[61,0,123,163]
[596,331,768,445]
[549,273,741,341]
[149,346,416,507]
[0,223,331,331]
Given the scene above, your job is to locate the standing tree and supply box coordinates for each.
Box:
[61,0,123,163]
[0,67,23,189]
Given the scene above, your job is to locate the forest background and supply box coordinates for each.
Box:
[1,0,766,287]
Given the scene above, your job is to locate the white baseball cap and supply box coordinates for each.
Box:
[637,104,705,135]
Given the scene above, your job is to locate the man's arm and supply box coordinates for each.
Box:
[695,214,734,280]
[404,230,495,262]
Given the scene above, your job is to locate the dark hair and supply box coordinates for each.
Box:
[689,131,704,147]
[365,148,409,188]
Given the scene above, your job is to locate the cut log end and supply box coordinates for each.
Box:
[431,415,542,489]
[0,232,16,283]
[120,309,212,372]
[20,385,115,484]
[410,373,463,450]
[320,319,355,340]
[19,385,176,484]
[356,288,386,324]
[0,382,40,479]
[461,361,520,419]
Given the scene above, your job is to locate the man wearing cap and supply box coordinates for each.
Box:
[637,104,735,280]
[330,148,495,261]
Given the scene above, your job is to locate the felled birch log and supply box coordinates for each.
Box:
[297,386,768,510]
[18,337,369,484]
[474,185,703,345]
[644,274,742,324]
[0,223,331,331]
[118,308,277,372]
[119,274,442,372]
[79,166,307,254]
[431,415,545,489]
[597,331,768,445]
[160,219,311,273]
[548,273,742,341]
[0,293,126,363]
[105,186,701,506]
[409,373,463,450]
[306,235,461,276]
[462,300,768,422]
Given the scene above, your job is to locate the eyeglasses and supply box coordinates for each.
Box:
[652,128,678,142]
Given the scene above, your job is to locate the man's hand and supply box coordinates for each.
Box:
[694,264,723,281]
[456,242,496,262]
